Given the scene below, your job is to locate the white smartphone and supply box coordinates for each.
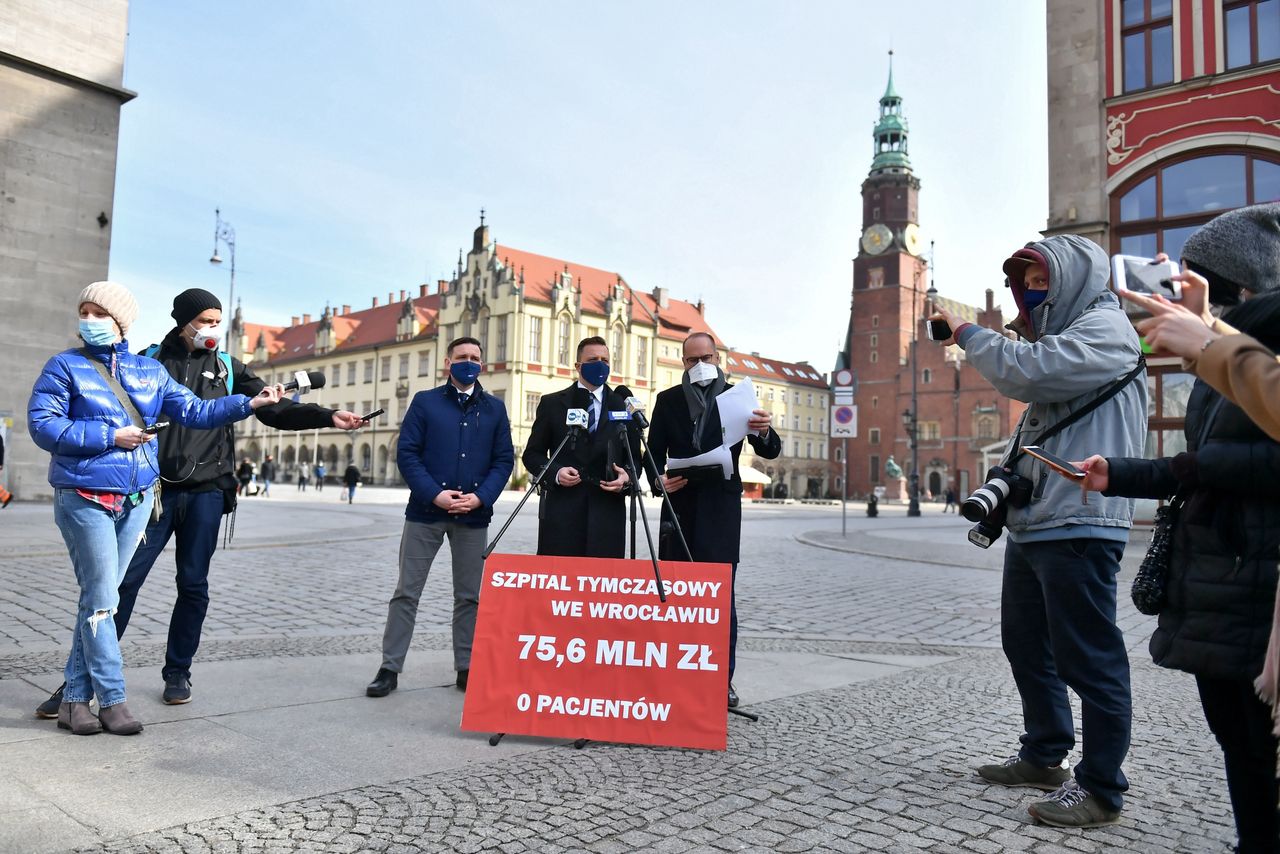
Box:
[1111,255,1181,317]
[1021,445,1085,480]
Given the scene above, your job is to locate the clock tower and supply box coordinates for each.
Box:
[837,54,930,501]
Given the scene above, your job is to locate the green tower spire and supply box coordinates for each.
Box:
[871,50,911,175]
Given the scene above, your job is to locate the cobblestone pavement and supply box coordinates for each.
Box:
[0,493,1237,852]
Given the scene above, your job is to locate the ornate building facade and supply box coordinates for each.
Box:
[831,63,1027,502]
[1046,0,1279,457]
[230,219,832,492]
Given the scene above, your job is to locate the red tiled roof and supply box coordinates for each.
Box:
[725,350,828,388]
[252,295,441,366]
[496,243,721,344]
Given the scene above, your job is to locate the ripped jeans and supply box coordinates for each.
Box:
[54,487,154,707]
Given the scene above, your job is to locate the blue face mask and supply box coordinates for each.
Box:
[579,360,610,387]
[1023,289,1049,315]
[79,318,117,347]
[450,360,482,386]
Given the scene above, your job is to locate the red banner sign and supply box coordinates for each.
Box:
[461,553,732,751]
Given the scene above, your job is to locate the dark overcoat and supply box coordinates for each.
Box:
[644,382,781,565]
[521,383,641,558]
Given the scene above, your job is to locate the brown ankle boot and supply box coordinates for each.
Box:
[98,701,143,735]
[57,702,102,735]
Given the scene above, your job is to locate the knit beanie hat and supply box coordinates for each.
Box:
[1180,202,1280,296]
[171,288,223,326]
[78,281,139,335]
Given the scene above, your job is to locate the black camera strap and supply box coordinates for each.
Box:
[1003,355,1147,467]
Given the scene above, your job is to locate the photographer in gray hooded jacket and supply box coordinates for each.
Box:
[932,234,1148,829]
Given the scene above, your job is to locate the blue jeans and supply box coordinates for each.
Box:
[54,488,154,707]
[1002,537,1131,812]
[115,488,224,681]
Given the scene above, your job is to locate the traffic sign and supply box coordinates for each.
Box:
[834,369,854,387]
[831,404,857,438]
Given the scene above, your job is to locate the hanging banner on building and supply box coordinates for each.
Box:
[461,553,731,751]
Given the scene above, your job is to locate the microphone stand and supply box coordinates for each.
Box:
[484,428,576,559]
[614,419,666,604]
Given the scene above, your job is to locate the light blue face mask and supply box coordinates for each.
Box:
[79,318,117,347]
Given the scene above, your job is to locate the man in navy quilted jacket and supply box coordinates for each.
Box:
[365,337,514,697]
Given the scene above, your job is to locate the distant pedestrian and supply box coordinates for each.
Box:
[943,487,956,513]
[343,463,361,504]
[236,458,254,496]
[0,430,11,509]
[297,468,309,491]
[259,454,276,497]
[314,461,326,491]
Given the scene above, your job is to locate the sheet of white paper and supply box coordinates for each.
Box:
[715,377,760,447]
[666,444,734,479]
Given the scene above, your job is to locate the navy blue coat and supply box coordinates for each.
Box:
[28,341,254,494]
[397,382,514,527]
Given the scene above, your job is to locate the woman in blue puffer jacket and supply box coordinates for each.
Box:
[27,282,281,736]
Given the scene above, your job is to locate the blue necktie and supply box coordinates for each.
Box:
[587,397,598,433]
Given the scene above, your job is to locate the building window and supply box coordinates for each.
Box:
[920,421,941,441]
[1225,0,1280,69]
[793,415,800,430]
[524,392,541,423]
[528,316,542,363]
[870,351,879,364]
[331,364,340,385]
[418,350,432,376]
[347,362,357,385]
[976,415,996,440]
[805,441,812,458]
[793,440,801,456]
[363,359,374,383]
[869,455,881,483]
[378,399,390,425]
[868,268,885,289]
[1112,152,1280,260]
[872,315,879,327]
[869,427,881,445]
[381,356,391,381]
[872,396,879,409]
[556,316,572,366]
[397,397,407,423]
[870,333,878,348]
[922,368,932,384]
[636,336,648,377]
[497,316,508,363]
[835,446,843,462]
[398,354,409,379]
[1121,0,1174,93]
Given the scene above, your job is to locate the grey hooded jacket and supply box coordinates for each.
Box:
[956,234,1149,541]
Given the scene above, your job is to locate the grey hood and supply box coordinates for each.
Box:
[1007,234,1119,342]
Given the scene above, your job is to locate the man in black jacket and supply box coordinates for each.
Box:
[521,336,641,558]
[35,288,363,716]
[645,331,780,708]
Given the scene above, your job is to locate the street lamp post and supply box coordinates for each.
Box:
[209,208,236,311]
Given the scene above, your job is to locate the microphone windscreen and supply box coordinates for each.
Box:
[565,408,589,428]
[307,371,327,390]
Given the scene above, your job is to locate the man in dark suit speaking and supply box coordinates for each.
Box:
[521,336,642,558]
[645,331,780,708]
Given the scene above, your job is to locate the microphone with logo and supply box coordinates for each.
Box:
[282,371,326,395]
[565,407,588,451]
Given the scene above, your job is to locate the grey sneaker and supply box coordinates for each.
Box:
[35,683,65,719]
[976,755,1071,790]
[163,675,192,705]
[1028,780,1121,828]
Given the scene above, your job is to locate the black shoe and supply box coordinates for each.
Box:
[163,675,192,705]
[366,668,398,697]
[35,683,65,719]
[727,682,739,708]
[455,669,469,692]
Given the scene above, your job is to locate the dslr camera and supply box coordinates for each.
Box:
[962,466,1033,548]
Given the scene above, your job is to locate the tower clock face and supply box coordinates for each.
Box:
[861,224,893,255]
[902,223,923,256]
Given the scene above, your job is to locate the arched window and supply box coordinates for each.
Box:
[922,368,932,384]
[556,315,572,366]
[1111,151,1280,260]
[611,324,625,367]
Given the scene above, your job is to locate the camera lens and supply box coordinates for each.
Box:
[961,477,1011,523]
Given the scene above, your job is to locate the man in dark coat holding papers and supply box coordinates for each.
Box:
[644,331,779,708]
[522,337,642,558]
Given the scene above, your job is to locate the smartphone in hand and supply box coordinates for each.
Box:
[143,422,170,435]
[359,409,385,422]
[1021,445,1085,480]
[926,318,952,341]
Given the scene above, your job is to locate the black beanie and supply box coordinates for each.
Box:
[171,288,223,326]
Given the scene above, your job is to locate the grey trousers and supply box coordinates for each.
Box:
[381,519,487,673]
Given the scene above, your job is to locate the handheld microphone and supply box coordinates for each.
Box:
[565,408,588,450]
[283,371,326,393]
[607,410,630,432]
[624,396,649,429]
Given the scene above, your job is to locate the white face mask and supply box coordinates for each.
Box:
[687,360,719,387]
[188,323,223,351]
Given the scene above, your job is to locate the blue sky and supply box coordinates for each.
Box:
[111,1,1049,366]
